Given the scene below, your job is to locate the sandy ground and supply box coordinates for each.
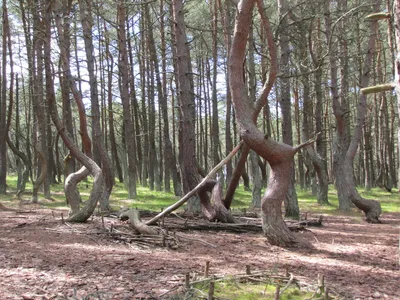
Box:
[0,206,399,299]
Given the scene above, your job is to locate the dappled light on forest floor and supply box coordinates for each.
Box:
[0,208,399,299]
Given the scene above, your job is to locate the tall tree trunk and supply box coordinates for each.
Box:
[117,0,137,199]
[31,1,48,203]
[54,1,92,214]
[172,0,202,213]
[303,16,329,204]
[221,0,233,185]
[247,22,262,208]
[324,0,352,210]
[0,0,9,194]
[229,0,309,246]
[332,1,382,222]
[278,0,299,219]
[211,0,221,168]
[145,4,180,195]
[47,0,104,222]
[224,0,277,209]
[78,0,114,210]
[104,23,123,183]
[60,0,75,179]
[393,0,400,192]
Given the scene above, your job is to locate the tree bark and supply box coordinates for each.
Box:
[330,1,382,222]
[229,0,309,246]
[54,1,95,214]
[393,0,400,192]
[104,23,123,183]
[224,0,277,209]
[78,0,114,210]
[0,0,6,194]
[31,1,48,203]
[47,0,104,222]
[278,0,299,219]
[172,0,202,212]
[117,0,137,199]
[145,5,180,195]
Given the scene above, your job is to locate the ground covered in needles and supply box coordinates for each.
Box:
[0,205,399,299]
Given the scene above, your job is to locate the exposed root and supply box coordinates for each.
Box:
[120,209,159,235]
[351,194,382,224]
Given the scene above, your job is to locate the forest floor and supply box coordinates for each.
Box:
[0,204,399,300]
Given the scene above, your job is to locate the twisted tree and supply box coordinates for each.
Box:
[228,0,312,246]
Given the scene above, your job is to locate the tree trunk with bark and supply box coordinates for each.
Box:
[229,0,310,246]
[0,0,6,194]
[117,0,137,199]
[277,0,299,219]
[393,0,400,192]
[172,0,203,213]
[54,1,93,214]
[79,0,114,210]
[330,1,382,222]
[224,0,277,210]
[47,0,104,222]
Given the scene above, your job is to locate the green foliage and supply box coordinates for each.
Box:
[187,279,312,300]
[1,176,399,215]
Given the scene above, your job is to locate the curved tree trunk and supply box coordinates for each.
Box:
[31,148,47,203]
[46,1,103,222]
[229,0,310,246]
[7,136,30,199]
[78,0,114,210]
[65,166,90,216]
[223,0,277,210]
[331,1,381,222]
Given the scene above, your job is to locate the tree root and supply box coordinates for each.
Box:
[120,209,159,235]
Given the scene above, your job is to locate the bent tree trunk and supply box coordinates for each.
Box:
[65,166,90,216]
[332,2,382,222]
[223,0,277,210]
[31,148,47,203]
[229,0,309,246]
[45,2,103,222]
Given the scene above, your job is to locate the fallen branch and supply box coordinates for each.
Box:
[175,233,217,248]
[146,141,243,225]
[163,220,318,233]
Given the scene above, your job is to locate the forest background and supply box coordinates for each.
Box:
[0,0,399,246]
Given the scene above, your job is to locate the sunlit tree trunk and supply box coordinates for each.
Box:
[117,0,137,199]
[394,0,400,192]
[79,0,114,209]
[0,0,9,194]
[329,0,382,222]
[229,0,308,246]
[278,0,299,219]
[172,0,202,212]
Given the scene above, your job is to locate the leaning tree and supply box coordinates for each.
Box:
[228,0,313,246]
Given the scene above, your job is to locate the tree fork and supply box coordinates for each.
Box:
[223,0,277,209]
[229,0,315,247]
[146,141,243,226]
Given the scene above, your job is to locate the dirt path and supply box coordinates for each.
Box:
[0,208,399,299]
